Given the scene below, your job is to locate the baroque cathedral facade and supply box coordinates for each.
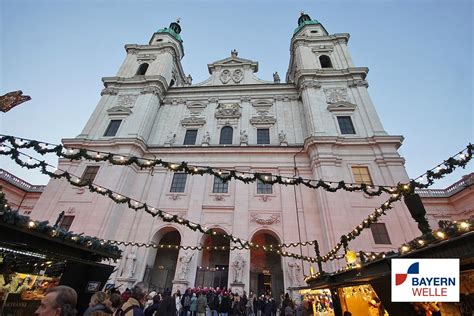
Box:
[32,14,420,296]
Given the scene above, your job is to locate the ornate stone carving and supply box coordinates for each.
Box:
[348,79,369,88]
[214,195,225,201]
[278,130,287,144]
[220,70,231,84]
[208,97,219,103]
[202,131,211,144]
[117,94,138,108]
[231,253,246,283]
[141,86,161,96]
[250,213,280,225]
[240,96,251,102]
[106,106,132,116]
[186,103,206,116]
[273,72,281,83]
[324,88,348,104]
[127,48,138,55]
[169,194,181,200]
[101,87,118,96]
[181,116,206,127]
[232,69,244,83]
[137,54,157,62]
[239,130,248,144]
[250,115,276,126]
[215,103,241,119]
[164,132,176,146]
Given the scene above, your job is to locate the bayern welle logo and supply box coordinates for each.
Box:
[391,259,459,302]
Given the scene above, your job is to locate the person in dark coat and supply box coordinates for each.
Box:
[219,292,232,315]
[144,295,161,316]
[263,295,273,316]
[157,289,176,316]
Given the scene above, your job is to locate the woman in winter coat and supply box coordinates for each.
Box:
[84,292,113,315]
[175,291,183,316]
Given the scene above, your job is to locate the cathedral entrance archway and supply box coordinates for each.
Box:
[195,228,229,288]
[249,230,284,298]
[145,228,181,292]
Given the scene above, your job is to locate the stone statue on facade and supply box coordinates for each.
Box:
[232,253,246,283]
[287,260,301,286]
[123,252,137,278]
[273,72,280,83]
[165,132,176,145]
[186,74,193,85]
[202,131,211,144]
[231,49,238,57]
[239,130,248,144]
[177,252,194,280]
[278,130,287,144]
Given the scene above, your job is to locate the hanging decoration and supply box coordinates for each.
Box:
[0,191,121,260]
[0,135,471,264]
[0,134,423,196]
[305,218,473,283]
[0,147,318,263]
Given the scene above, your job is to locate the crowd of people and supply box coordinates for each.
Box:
[34,283,310,316]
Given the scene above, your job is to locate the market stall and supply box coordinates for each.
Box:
[0,191,121,314]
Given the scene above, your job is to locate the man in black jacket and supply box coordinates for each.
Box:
[157,289,176,316]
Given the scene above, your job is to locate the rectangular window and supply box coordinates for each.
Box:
[370,223,391,244]
[351,166,373,185]
[257,129,270,144]
[81,166,100,183]
[59,215,75,232]
[170,173,187,193]
[104,120,122,137]
[183,129,198,145]
[337,116,356,134]
[257,173,273,194]
[213,174,229,193]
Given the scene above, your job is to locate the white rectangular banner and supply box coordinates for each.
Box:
[391,258,459,302]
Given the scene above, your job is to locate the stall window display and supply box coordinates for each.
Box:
[0,252,62,314]
[299,288,335,315]
[338,285,388,316]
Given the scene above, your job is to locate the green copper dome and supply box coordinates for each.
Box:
[157,21,183,43]
[293,12,320,34]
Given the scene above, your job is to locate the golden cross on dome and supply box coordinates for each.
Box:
[176,17,181,23]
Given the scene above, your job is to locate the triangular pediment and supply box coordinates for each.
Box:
[327,101,357,112]
[208,55,258,74]
[107,106,132,116]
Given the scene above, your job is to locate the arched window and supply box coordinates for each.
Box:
[219,126,233,144]
[136,63,149,76]
[319,55,333,68]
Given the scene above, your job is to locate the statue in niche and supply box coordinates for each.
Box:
[273,72,281,83]
[202,131,211,144]
[287,260,301,286]
[232,253,246,283]
[278,130,287,143]
[239,130,248,143]
[177,252,194,280]
[123,252,137,278]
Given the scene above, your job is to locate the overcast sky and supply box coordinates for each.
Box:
[1,0,472,189]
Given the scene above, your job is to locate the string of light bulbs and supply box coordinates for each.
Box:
[320,144,473,262]
[0,145,318,263]
[0,134,415,196]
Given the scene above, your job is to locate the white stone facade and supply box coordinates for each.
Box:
[31,16,420,295]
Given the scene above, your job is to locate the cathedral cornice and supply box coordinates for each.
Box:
[303,135,404,151]
[294,67,368,91]
[291,33,350,49]
[102,75,168,98]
